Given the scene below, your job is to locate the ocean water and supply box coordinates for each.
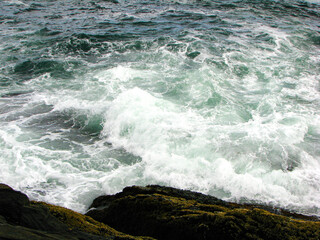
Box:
[0,0,319,216]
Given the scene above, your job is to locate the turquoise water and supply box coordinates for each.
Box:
[0,0,319,215]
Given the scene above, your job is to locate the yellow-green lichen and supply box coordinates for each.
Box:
[90,192,320,240]
[32,201,154,240]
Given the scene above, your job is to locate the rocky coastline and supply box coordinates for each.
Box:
[0,183,319,240]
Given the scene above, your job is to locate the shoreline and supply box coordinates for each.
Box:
[1,183,320,240]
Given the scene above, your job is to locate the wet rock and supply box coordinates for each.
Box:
[87,185,320,240]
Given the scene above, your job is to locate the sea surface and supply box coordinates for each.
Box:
[0,0,319,216]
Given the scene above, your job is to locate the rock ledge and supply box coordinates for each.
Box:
[1,183,319,240]
[87,185,320,240]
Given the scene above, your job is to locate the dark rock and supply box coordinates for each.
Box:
[89,185,228,210]
[0,183,30,224]
[20,204,69,232]
[87,185,320,240]
[0,223,78,240]
[0,183,67,232]
[2,183,319,240]
[0,183,152,240]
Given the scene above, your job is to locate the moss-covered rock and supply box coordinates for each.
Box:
[87,185,320,240]
[0,183,153,240]
[35,201,153,240]
[2,183,319,240]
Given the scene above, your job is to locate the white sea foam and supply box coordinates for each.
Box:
[1,57,319,215]
[96,87,320,214]
[4,0,29,6]
[0,0,319,216]
[0,58,319,215]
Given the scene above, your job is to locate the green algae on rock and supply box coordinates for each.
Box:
[87,185,320,240]
[36,201,154,240]
[0,183,153,240]
[1,183,320,240]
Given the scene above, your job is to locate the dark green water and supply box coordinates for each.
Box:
[0,0,319,215]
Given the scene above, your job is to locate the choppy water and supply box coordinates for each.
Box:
[0,0,319,215]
